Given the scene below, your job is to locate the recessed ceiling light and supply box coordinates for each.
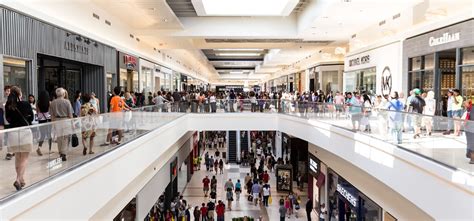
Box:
[322,16,329,19]
[312,33,316,35]
[163,18,169,22]
[216,53,261,56]
[214,49,264,51]
[149,8,156,11]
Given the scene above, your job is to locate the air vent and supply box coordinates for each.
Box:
[136,38,140,42]
[92,13,100,20]
[351,34,357,38]
[393,13,401,20]
[130,34,134,38]
[105,20,111,26]
[379,20,386,26]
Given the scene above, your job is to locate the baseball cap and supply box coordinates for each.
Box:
[413,88,421,95]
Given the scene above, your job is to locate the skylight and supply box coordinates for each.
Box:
[192,0,299,16]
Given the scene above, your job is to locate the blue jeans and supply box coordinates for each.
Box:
[391,122,403,144]
[447,110,453,131]
[217,216,224,221]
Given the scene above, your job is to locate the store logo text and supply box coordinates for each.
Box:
[429,32,460,47]
[349,55,370,67]
[64,41,89,55]
[337,184,357,207]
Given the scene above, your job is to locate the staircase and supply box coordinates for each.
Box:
[228,131,237,163]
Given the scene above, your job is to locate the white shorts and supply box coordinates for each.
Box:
[253,193,259,199]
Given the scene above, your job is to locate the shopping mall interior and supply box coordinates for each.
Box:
[0,0,473,220]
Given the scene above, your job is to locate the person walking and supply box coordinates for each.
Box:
[386,91,404,144]
[319,203,327,221]
[422,91,436,136]
[235,179,242,201]
[408,88,426,139]
[210,176,217,193]
[215,200,225,221]
[306,198,313,221]
[5,86,34,191]
[202,175,210,197]
[443,90,454,135]
[251,181,261,206]
[80,93,98,155]
[346,92,362,131]
[463,100,474,164]
[73,90,82,117]
[262,183,271,207]
[218,159,224,174]
[200,203,208,221]
[279,199,288,221]
[206,200,215,221]
[226,188,234,210]
[36,91,52,156]
[452,89,464,136]
[49,88,74,161]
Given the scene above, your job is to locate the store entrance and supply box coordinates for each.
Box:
[38,55,83,101]
[438,49,456,116]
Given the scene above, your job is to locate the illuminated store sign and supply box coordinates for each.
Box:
[337,183,358,207]
[309,157,318,176]
[429,32,460,47]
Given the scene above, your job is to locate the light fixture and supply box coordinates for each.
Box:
[214,49,264,51]
[230,71,243,74]
[195,0,299,16]
[216,53,261,56]
[163,18,169,22]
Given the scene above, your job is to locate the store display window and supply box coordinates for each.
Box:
[276,165,292,192]
[3,57,27,95]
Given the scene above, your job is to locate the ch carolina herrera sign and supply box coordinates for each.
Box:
[429,32,460,47]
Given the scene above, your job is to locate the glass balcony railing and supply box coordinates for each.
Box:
[0,98,472,201]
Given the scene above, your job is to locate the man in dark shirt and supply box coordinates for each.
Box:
[306,198,313,221]
[409,88,426,138]
[206,200,215,220]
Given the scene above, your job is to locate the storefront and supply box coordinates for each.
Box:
[403,19,474,115]
[308,63,344,94]
[139,58,155,95]
[308,153,327,210]
[118,52,139,92]
[327,169,382,221]
[344,41,402,96]
[0,7,115,111]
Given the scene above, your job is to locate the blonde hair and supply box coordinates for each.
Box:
[427,91,435,99]
[55,88,66,98]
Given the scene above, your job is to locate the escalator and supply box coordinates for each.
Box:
[228,131,237,163]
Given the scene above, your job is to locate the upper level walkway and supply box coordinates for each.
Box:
[0,100,472,220]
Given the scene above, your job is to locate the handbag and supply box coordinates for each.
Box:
[71,134,79,147]
[268,196,272,204]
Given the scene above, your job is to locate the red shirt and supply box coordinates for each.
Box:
[202,178,210,187]
[263,173,270,182]
[200,206,208,215]
[216,204,225,216]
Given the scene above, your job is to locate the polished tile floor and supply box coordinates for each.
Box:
[181,148,318,221]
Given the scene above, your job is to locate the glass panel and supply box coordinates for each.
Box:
[3,58,27,95]
[140,67,153,94]
[462,47,474,65]
[422,70,435,92]
[424,54,435,69]
[361,68,376,94]
[461,65,474,100]
[322,71,339,94]
[344,71,357,93]
[410,56,422,71]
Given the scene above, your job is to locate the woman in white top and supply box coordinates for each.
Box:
[209,92,217,113]
[422,91,436,136]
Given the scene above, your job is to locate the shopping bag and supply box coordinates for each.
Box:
[268,196,272,204]
[360,116,369,126]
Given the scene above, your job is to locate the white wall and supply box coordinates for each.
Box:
[135,133,193,221]
[344,41,402,95]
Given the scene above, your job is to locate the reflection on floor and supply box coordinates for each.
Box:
[182,148,318,220]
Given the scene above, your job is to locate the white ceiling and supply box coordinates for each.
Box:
[8,0,472,85]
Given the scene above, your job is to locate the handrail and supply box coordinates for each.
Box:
[0,99,471,201]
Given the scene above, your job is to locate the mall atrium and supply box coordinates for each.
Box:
[0,0,473,221]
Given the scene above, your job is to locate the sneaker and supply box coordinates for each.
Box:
[5,153,14,160]
[60,154,67,162]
